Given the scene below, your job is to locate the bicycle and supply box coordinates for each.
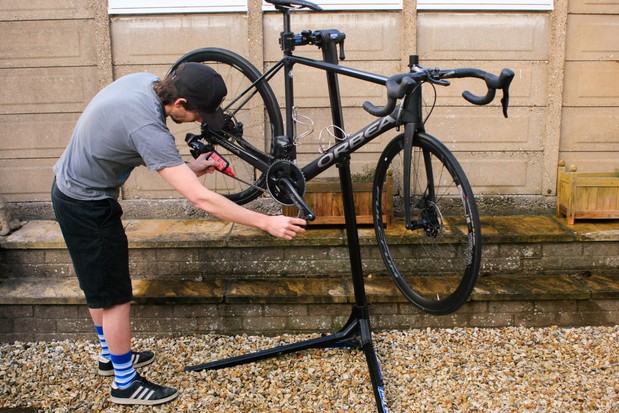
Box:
[170,0,514,316]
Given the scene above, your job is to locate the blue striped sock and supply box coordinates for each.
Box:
[110,350,137,389]
[95,325,110,360]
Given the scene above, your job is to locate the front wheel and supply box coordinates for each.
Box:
[373,132,481,315]
[170,48,284,205]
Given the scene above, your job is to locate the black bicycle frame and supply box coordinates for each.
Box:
[187,8,445,413]
[208,50,425,180]
[203,10,431,230]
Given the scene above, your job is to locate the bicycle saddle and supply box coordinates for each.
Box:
[265,0,323,11]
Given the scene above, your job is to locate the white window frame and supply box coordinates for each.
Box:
[108,0,247,15]
[262,0,402,11]
[108,0,552,14]
[417,0,553,11]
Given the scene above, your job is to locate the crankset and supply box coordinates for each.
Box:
[266,160,306,205]
[266,160,315,221]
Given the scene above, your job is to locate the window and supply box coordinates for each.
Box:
[416,0,553,11]
[262,0,402,11]
[108,0,552,14]
[108,0,246,15]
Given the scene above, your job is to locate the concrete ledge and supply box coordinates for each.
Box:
[1,274,618,306]
[3,216,619,251]
[2,274,619,342]
[2,216,618,280]
[1,216,618,341]
[0,219,349,250]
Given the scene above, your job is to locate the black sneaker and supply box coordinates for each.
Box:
[110,374,178,405]
[98,350,155,376]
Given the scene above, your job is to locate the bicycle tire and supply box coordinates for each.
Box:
[170,48,284,205]
[373,132,481,315]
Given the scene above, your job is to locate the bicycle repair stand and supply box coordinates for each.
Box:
[185,26,389,413]
[185,158,389,413]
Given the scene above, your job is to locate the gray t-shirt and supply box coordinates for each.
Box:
[54,73,184,200]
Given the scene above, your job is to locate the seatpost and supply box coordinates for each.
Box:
[279,9,294,55]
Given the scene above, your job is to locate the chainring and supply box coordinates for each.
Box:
[266,160,306,206]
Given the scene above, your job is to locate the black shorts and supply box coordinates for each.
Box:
[51,180,132,309]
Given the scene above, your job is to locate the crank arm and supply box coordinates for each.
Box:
[278,178,316,221]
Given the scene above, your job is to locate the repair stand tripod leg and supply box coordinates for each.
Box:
[184,158,389,413]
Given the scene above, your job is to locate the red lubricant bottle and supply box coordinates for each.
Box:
[208,150,235,177]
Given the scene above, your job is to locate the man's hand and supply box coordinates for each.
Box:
[264,215,307,240]
[186,152,217,176]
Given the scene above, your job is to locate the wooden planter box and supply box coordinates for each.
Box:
[556,161,619,224]
[283,173,393,227]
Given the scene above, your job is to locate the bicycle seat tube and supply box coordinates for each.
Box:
[279,8,298,159]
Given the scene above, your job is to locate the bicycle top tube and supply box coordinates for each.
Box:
[286,55,387,86]
[262,1,515,120]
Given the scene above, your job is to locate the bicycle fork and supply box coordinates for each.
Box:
[401,123,441,234]
[400,55,438,233]
[402,124,415,228]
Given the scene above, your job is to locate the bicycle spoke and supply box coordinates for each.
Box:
[170,48,283,204]
[373,132,481,315]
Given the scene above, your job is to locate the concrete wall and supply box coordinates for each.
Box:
[0,0,617,215]
[560,0,619,173]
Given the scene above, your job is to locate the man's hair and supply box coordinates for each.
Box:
[153,65,199,111]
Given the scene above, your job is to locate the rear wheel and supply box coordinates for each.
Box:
[170,48,283,204]
[373,132,481,315]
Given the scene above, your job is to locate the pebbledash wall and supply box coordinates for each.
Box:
[0,0,617,218]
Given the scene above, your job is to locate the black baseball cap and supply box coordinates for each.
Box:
[172,62,227,131]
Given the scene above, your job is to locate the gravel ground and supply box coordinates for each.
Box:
[1,326,618,413]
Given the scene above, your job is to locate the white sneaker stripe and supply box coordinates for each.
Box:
[137,387,151,400]
[144,389,155,400]
[130,386,144,400]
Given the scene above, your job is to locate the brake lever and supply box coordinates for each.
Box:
[428,77,450,87]
[426,68,450,87]
[501,88,510,118]
[498,69,515,118]
[362,75,416,117]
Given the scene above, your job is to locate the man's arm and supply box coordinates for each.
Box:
[157,163,306,240]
